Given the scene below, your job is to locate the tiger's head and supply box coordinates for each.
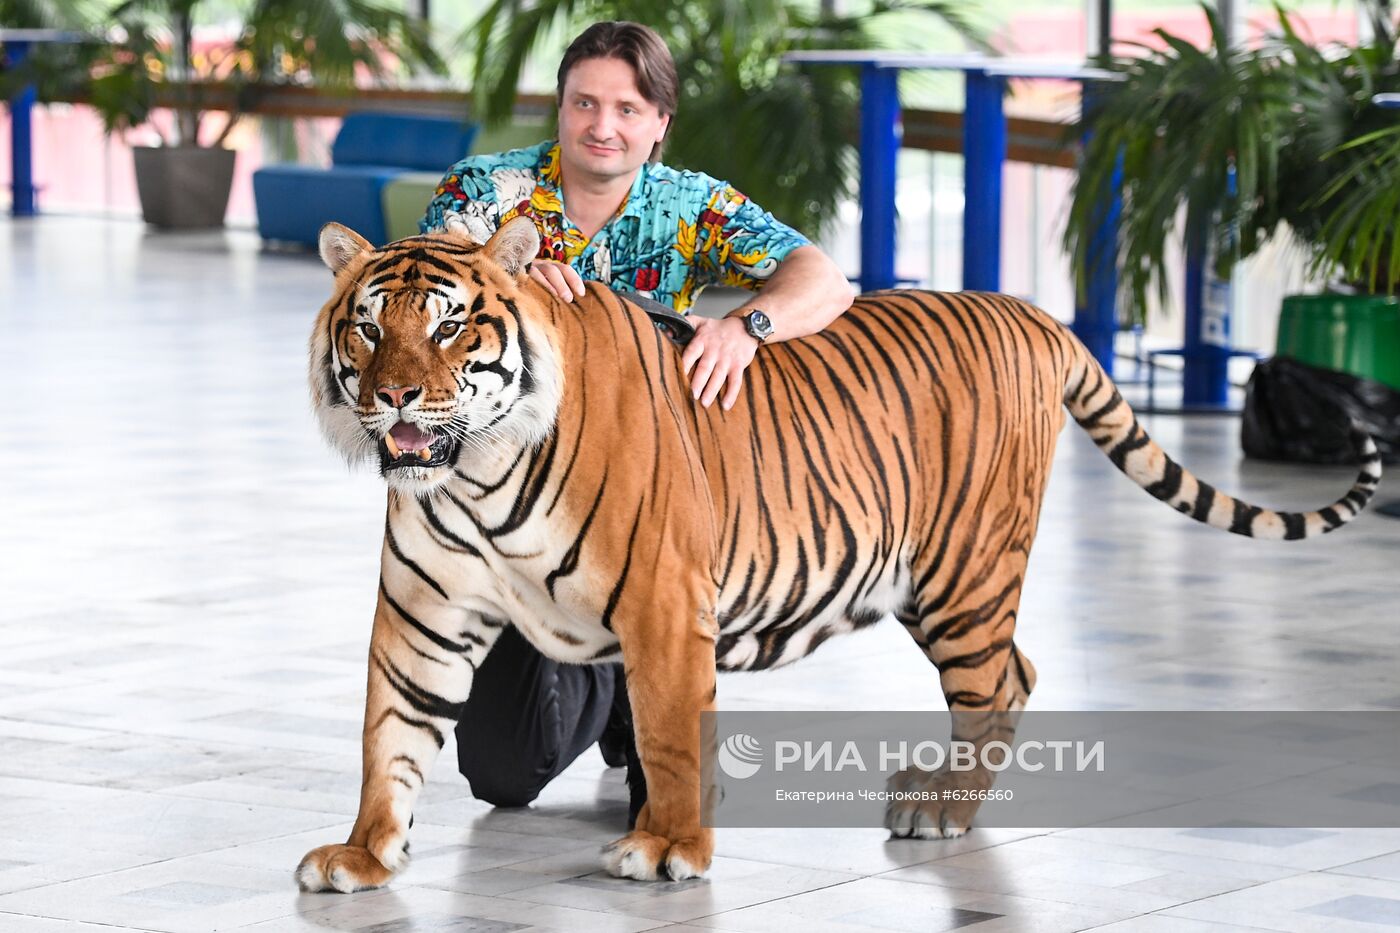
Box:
[308,216,561,495]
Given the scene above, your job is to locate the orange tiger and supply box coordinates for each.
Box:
[294,216,1378,890]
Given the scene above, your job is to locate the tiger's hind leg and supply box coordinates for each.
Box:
[885,555,1037,839]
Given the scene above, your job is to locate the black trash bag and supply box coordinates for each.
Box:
[1242,356,1400,464]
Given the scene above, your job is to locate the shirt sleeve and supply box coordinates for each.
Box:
[693,181,811,291]
[419,156,502,236]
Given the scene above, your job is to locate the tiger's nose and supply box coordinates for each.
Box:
[376,385,422,409]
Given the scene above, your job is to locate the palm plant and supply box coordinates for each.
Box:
[3,0,447,226]
[1064,2,1400,325]
[4,0,445,147]
[1278,6,1400,295]
[1312,123,1400,295]
[0,0,98,99]
[100,0,446,147]
[461,0,987,236]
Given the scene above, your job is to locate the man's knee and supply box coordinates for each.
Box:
[456,716,561,808]
[460,758,550,808]
[454,626,618,808]
[457,626,562,807]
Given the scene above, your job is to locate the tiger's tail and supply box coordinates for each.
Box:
[1062,338,1380,539]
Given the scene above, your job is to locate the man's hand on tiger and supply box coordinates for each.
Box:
[683,316,759,411]
[529,258,587,302]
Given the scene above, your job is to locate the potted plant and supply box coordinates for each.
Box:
[4,0,445,228]
[1064,2,1400,329]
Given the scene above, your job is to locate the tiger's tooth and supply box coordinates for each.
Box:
[417,448,433,461]
[385,434,401,458]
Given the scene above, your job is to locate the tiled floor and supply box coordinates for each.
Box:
[3,214,1400,931]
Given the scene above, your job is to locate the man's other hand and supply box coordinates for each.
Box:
[682,316,759,411]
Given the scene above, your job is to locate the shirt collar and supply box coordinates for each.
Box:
[536,141,565,197]
[618,162,649,221]
[538,140,649,224]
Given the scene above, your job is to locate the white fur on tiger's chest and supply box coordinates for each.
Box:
[386,493,621,664]
[491,551,622,664]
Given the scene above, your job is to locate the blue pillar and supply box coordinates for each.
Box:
[962,69,1006,292]
[1071,84,1120,377]
[858,64,900,292]
[1181,223,1232,407]
[1071,161,1120,375]
[6,39,37,217]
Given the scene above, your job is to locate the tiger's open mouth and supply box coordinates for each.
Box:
[378,420,458,471]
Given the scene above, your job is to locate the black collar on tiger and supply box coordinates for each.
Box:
[617,290,695,347]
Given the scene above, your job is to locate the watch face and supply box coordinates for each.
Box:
[746,310,774,340]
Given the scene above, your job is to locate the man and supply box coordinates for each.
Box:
[420,20,854,823]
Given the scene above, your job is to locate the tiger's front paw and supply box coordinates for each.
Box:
[295,836,405,894]
[601,828,712,881]
[883,766,985,840]
[885,796,977,839]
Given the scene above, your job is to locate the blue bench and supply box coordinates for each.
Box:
[253,112,476,247]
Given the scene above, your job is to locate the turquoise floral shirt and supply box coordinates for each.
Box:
[420,140,810,313]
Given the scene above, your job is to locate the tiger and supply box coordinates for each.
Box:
[294,215,1379,891]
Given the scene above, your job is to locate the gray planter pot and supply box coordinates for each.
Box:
[132,145,236,229]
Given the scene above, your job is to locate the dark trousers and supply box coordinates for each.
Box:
[455,625,628,808]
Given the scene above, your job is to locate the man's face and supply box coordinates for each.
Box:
[557,56,670,186]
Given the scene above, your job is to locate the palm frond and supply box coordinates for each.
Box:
[0,0,99,28]
[244,0,446,87]
[1311,125,1400,293]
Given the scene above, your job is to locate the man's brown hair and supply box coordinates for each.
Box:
[556,21,678,162]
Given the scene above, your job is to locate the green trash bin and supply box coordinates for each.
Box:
[1276,293,1400,391]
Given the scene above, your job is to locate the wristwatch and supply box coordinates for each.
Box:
[735,308,775,343]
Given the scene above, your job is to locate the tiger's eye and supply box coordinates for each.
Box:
[358,322,381,342]
[435,320,462,341]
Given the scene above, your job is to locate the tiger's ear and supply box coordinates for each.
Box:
[483,215,540,278]
[319,223,372,274]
